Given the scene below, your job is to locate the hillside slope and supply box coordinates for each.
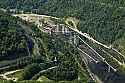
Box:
[0,11,89,82]
[40,0,125,45]
[0,0,125,82]
[1,0,125,46]
[0,11,31,61]
[0,0,47,12]
[39,0,125,58]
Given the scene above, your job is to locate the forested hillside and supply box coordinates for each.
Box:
[0,0,125,83]
[0,0,47,12]
[40,0,125,43]
[39,0,125,54]
[0,10,89,82]
[0,11,30,60]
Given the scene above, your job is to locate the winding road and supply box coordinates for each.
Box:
[0,69,22,81]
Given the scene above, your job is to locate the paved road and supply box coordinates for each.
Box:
[0,69,22,81]
[32,66,58,80]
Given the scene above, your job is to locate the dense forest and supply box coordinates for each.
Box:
[0,11,30,60]
[0,0,47,12]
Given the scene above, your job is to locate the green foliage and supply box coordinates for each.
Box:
[49,42,79,80]
[113,34,125,55]
[0,15,82,81]
[0,80,14,83]
[0,0,125,45]
[4,0,125,82]
[40,0,125,45]
[1,0,124,50]
[19,63,41,80]
[0,0,47,12]
[0,80,86,83]
[0,12,30,61]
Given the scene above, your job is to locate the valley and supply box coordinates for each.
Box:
[0,0,125,83]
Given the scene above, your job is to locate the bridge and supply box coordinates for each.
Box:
[14,14,125,83]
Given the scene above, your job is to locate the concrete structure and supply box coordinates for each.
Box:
[13,14,72,35]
